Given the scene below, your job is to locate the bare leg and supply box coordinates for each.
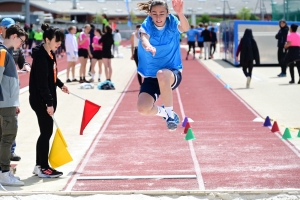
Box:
[98,60,103,75]
[79,57,87,78]
[137,93,157,116]
[70,61,76,79]
[156,69,175,107]
[66,62,72,80]
[102,58,109,80]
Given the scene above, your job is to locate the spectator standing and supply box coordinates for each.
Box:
[65,26,78,82]
[29,24,69,178]
[130,24,143,86]
[210,27,218,59]
[99,26,114,81]
[34,28,43,45]
[113,29,122,57]
[78,24,92,83]
[201,24,212,60]
[197,23,204,59]
[284,24,300,84]
[102,14,109,33]
[0,24,27,186]
[185,25,198,60]
[275,20,289,77]
[90,29,104,82]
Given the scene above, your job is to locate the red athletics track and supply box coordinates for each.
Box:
[64,48,300,191]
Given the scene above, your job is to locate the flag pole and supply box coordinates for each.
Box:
[52,116,59,128]
[69,92,86,101]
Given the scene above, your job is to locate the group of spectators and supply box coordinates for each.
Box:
[185,23,218,60]
[0,14,120,186]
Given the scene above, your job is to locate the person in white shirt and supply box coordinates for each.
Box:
[130,24,142,86]
[65,26,78,82]
[113,29,122,57]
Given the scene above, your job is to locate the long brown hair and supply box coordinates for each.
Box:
[137,0,169,14]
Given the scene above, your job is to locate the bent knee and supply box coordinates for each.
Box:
[137,104,151,115]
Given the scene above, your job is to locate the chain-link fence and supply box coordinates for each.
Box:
[271,0,300,21]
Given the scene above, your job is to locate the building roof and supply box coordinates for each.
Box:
[1,0,273,16]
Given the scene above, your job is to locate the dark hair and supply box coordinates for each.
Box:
[90,24,95,29]
[95,28,102,36]
[105,25,112,34]
[136,24,141,29]
[243,29,253,39]
[291,24,298,32]
[102,14,108,20]
[199,22,203,27]
[115,29,119,33]
[137,0,169,13]
[5,24,28,39]
[41,23,64,42]
[211,27,215,31]
[191,25,194,29]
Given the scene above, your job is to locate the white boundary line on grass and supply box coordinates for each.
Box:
[176,88,205,190]
[64,71,136,192]
[200,60,300,159]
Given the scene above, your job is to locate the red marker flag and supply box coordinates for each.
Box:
[80,100,101,135]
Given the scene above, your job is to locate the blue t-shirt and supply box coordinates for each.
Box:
[138,14,182,78]
[197,28,204,42]
[186,29,198,42]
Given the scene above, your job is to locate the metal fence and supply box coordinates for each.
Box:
[271,0,300,21]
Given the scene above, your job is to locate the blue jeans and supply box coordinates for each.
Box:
[11,141,16,154]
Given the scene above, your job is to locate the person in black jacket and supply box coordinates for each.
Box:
[275,20,289,77]
[210,27,217,59]
[99,25,114,81]
[29,23,69,178]
[236,29,260,88]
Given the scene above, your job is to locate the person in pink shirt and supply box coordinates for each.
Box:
[284,24,300,84]
[89,29,106,82]
[78,24,92,83]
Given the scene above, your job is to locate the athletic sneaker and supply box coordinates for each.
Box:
[0,171,24,186]
[246,77,251,88]
[38,168,63,178]
[32,165,41,176]
[165,112,180,131]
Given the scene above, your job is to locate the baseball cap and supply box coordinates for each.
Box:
[0,18,15,28]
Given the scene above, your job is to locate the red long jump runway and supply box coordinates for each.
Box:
[65,48,300,192]
[19,56,69,89]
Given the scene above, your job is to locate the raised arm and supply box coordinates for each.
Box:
[172,0,189,32]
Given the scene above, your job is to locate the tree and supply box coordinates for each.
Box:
[250,14,260,20]
[93,13,103,24]
[237,7,251,20]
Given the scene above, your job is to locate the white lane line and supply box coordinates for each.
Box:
[77,175,197,180]
[64,71,136,192]
[176,88,205,190]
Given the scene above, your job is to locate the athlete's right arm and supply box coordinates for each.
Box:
[140,33,156,56]
[130,33,135,58]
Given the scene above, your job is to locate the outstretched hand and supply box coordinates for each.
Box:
[172,0,184,14]
[145,45,156,56]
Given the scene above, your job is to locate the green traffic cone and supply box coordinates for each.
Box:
[184,128,196,141]
[297,129,300,138]
[282,128,292,140]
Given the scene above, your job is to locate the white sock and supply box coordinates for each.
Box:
[91,73,95,79]
[98,74,101,79]
[156,106,168,118]
[165,106,174,119]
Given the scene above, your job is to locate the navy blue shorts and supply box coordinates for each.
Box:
[139,69,182,101]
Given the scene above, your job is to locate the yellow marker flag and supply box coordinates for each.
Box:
[49,128,73,168]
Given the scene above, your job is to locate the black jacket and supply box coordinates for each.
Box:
[201,29,211,42]
[29,44,64,110]
[13,48,30,70]
[237,29,260,65]
[275,26,289,48]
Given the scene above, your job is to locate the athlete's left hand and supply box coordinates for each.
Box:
[172,0,184,14]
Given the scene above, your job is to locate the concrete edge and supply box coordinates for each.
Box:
[0,189,299,196]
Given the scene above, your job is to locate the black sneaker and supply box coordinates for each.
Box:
[72,78,78,82]
[289,80,295,84]
[66,79,71,83]
[38,168,63,178]
[10,153,21,161]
